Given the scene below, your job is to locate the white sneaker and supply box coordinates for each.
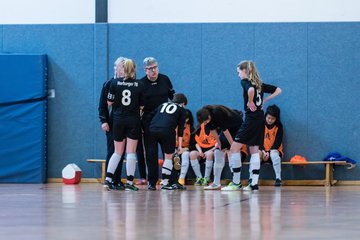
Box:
[221,182,242,191]
[204,183,221,190]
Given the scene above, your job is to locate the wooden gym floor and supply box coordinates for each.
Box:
[1,183,359,240]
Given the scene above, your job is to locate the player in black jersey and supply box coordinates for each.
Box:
[231,60,281,191]
[149,93,187,190]
[139,57,175,190]
[104,59,144,191]
[196,105,244,190]
[98,57,126,190]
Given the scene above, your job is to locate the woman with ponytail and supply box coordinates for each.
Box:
[223,60,282,191]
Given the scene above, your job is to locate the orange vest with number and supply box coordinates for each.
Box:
[195,123,217,149]
[264,125,283,155]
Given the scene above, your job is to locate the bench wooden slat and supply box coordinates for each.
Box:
[281,161,347,165]
[87,159,106,163]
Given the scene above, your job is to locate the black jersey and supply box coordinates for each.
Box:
[241,79,277,113]
[107,78,144,118]
[139,73,175,114]
[149,102,187,137]
[98,78,113,124]
[205,105,243,132]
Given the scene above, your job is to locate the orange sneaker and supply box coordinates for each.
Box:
[178,178,185,185]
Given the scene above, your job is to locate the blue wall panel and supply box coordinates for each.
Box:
[254,23,310,179]
[202,24,254,109]
[308,23,360,180]
[93,24,110,178]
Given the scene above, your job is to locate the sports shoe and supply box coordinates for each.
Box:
[172,183,186,190]
[243,184,259,191]
[178,178,185,186]
[173,153,181,170]
[204,183,221,190]
[274,179,282,187]
[112,181,125,190]
[161,183,175,190]
[201,178,210,186]
[125,183,139,191]
[148,183,156,191]
[103,180,114,191]
[221,182,242,191]
[194,177,203,186]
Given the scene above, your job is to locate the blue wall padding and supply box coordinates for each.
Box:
[0,54,47,183]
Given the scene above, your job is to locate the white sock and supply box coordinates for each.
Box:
[190,159,202,178]
[204,160,213,179]
[270,150,281,180]
[228,154,234,173]
[161,159,173,185]
[179,151,190,179]
[126,153,137,184]
[213,149,225,185]
[230,153,242,185]
[250,153,261,186]
[249,161,253,180]
[105,152,121,182]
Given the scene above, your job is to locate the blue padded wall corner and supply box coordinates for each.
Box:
[0,53,48,183]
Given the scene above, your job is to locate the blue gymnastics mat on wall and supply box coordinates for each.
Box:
[0,54,48,183]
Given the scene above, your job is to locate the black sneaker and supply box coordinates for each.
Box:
[243,184,259,191]
[148,183,156,191]
[125,183,139,191]
[172,183,186,190]
[274,179,282,187]
[161,183,175,190]
[103,180,114,191]
[112,182,125,190]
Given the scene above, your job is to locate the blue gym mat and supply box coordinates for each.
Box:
[0,54,47,183]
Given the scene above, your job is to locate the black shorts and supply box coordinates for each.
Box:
[234,111,265,146]
[219,126,240,150]
[112,117,141,142]
[150,128,176,154]
[189,145,213,152]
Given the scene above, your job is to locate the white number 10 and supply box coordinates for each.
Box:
[160,103,177,114]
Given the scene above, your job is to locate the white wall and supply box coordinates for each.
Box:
[109,0,360,23]
[0,0,95,24]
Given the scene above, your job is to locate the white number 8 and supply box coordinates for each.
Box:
[122,89,131,106]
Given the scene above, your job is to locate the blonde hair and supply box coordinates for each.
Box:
[238,60,262,91]
[123,59,136,79]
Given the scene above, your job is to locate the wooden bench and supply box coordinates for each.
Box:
[243,160,348,186]
[87,159,106,183]
[282,161,348,186]
[88,158,348,186]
